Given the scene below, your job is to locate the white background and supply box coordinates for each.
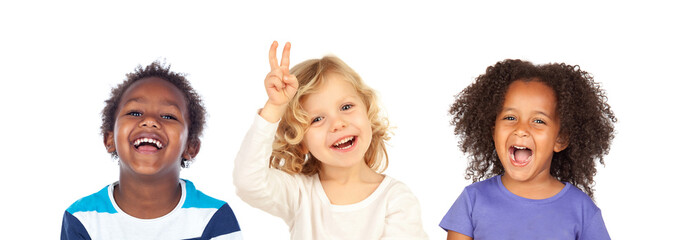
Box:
[1,1,686,239]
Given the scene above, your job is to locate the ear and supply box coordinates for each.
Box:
[554,134,569,153]
[104,131,116,153]
[183,139,201,160]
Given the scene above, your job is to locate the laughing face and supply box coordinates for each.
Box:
[301,73,373,170]
[105,77,196,177]
[493,80,568,183]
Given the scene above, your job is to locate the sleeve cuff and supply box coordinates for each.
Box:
[253,110,280,137]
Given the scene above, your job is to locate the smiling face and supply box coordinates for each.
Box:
[301,73,373,170]
[493,80,567,183]
[105,77,197,178]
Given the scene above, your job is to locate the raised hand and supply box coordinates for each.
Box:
[261,41,298,123]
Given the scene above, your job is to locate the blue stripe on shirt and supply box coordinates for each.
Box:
[181,179,226,209]
[66,186,117,214]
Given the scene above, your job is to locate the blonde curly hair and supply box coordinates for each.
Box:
[270,56,390,176]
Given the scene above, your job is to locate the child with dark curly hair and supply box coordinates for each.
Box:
[440,59,616,240]
[61,62,242,240]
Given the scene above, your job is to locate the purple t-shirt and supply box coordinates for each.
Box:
[440,176,610,239]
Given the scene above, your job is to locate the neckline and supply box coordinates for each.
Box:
[314,173,391,212]
[496,175,570,204]
[108,179,186,221]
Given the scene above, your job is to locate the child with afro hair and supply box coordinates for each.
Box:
[61,62,242,240]
[440,59,615,239]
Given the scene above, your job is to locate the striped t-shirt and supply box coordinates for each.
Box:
[61,179,242,240]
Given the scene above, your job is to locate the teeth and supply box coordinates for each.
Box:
[338,144,353,150]
[333,137,354,147]
[133,137,163,149]
[512,146,525,161]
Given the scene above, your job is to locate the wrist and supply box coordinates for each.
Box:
[260,102,288,123]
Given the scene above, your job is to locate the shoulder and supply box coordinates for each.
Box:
[560,184,610,238]
[181,179,227,210]
[200,203,243,238]
[442,176,503,212]
[461,175,501,198]
[560,183,601,213]
[468,175,500,190]
[382,176,413,195]
[380,176,421,207]
[181,180,243,237]
[301,172,327,191]
[66,184,117,215]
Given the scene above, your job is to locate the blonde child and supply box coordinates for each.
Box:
[234,42,428,239]
[440,59,616,239]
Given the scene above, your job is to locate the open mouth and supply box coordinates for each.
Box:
[133,137,163,153]
[509,145,532,167]
[331,136,356,150]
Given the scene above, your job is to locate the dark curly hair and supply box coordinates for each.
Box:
[100,61,206,167]
[449,59,616,199]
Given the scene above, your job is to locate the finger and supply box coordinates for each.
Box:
[266,73,285,89]
[284,74,298,89]
[266,71,283,84]
[279,65,290,78]
[280,42,291,69]
[270,79,285,90]
[269,41,279,70]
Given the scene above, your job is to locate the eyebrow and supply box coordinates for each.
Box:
[123,97,183,110]
[502,107,553,119]
[304,95,361,112]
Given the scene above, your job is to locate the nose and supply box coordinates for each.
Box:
[139,116,160,129]
[329,117,348,133]
[513,121,529,137]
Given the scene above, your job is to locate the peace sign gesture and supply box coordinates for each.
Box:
[261,41,299,123]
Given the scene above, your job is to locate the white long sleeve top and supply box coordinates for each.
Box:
[233,114,428,240]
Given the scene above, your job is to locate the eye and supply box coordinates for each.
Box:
[311,116,323,124]
[127,111,142,117]
[502,116,516,121]
[341,104,353,111]
[534,119,546,124]
[162,114,178,120]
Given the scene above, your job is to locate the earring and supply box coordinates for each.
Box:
[183,159,193,168]
[304,153,310,162]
